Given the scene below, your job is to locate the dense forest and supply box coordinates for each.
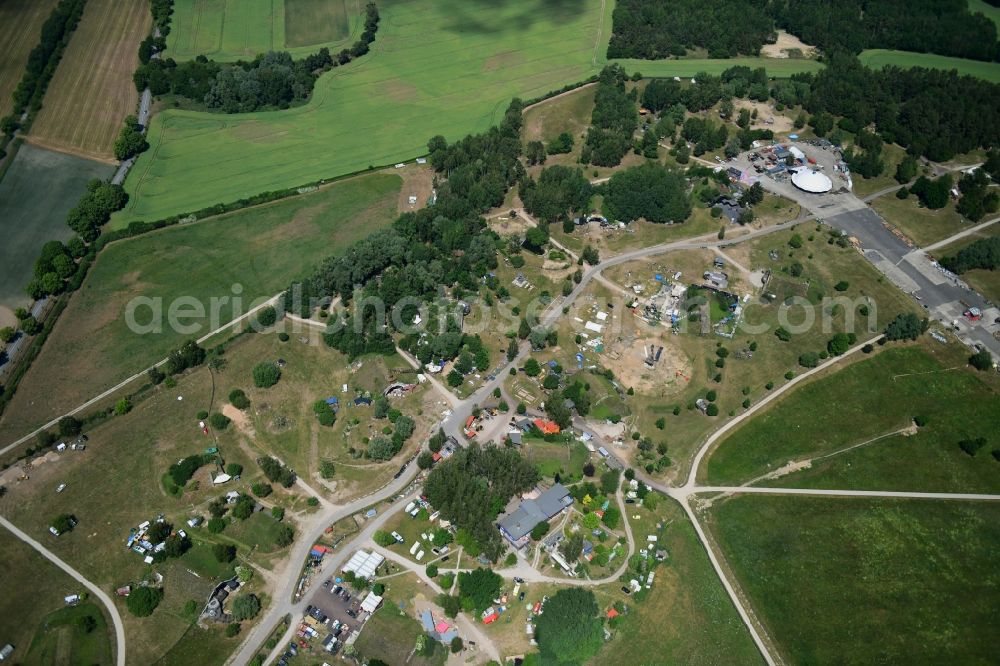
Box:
[582,65,638,167]
[608,0,774,59]
[940,237,1000,274]
[423,444,539,560]
[132,3,379,112]
[609,0,1000,61]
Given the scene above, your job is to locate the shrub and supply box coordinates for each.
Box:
[774,327,791,342]
[252,362,281,388]
[226,463,243,476]
[207,517,226,534]
[213,543,237,563]
[197,410,209,420]
[959,437,986,457]
[225,623,240,637]
[209,412,231,430]
[256,306,277,328]
[229,389,250,410]
[705,404,719,416]
[834,281,849,292]
[232,594,261,621]
[278,332,290,342]
[426,564,439,577]
[969,349,994,371]
[252,482,273,497]
[126,586,163,617]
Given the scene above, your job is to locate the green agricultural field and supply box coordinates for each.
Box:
[166,0,354,61]
[119,0,824,224]
[0,173,400,441]
[23,602,114,665]
[859,49,1000,83]
[0,143,113,311]
[0,531,113,665]
[708,495,1000,664]
[704,345,1000,491]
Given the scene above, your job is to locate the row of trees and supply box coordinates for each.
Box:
[133,4,379,113]
[940,237,1000,275]
[1,0,87,136]
[423,443,538,561]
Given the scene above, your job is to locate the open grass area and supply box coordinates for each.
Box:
[848,142,909,199]
[23,602,114,665]
[28,0,151,162]
[0,172,400,442]
[0,143,114,312]
[119,0,825,224]
[930,222,1000,305]
[704,344,1000,491]
[591,495,763,665]
[355,605,446,666]
[0,0,59,119]
[166,0,355,61]
[522,438,590,483]
[522,83,596,146]
[858,49,1000,83]
[707,495,1000,664]
[872,193,971,248]
[556,223,919,482]
[0,531,113,666]
[0,334,304,663]
[969,0,1000,29]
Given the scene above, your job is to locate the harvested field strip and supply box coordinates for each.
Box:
[0,0,60,119]
[29,0,151,161]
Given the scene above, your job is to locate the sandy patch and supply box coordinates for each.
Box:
[222,403,254,437]
[738,100,795,134]
[761,30,816,59]
[604,335,692,396]
[395,164,435,213]
[0,305,17,330]
[488,212,531,236]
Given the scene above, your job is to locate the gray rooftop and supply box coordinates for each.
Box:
[499,483,572,542]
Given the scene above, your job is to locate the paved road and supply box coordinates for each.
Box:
[0,515,126,666]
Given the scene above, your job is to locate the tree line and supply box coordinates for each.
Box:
[608,0,1000,62]
[940,237,1000,275]
[0,0,87,137]
[132,3,379,113]
[607,0,775,59]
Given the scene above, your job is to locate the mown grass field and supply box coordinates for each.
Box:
[708,495,1000,664]
[969,0,1000,29]
[0,172,400,443]
[166,0,354,61]
[871,194,971,249]
[0,531,113,665]
[0,0,59,119]
[704,344,1000,491]
[29,0,151,162]
[119,0,824,224]
[858,49,1000,83]
[0,143,113,312]
[23,602,114,665]
[591,495,763,665]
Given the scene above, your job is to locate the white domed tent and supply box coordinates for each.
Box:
[791,169,833,193]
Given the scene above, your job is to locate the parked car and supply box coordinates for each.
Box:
[56,483,67,493]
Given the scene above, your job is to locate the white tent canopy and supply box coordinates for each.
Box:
[343,550,385,579]
[791,169,833,193]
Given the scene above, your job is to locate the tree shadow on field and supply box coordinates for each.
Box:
[432,0,588,35]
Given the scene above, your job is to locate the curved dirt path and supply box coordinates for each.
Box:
[0,514,126,666]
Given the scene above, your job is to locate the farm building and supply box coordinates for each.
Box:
[499,483,573,548]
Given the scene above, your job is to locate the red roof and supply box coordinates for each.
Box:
[533,419,561,435]
[483,612,499,624]
[606,608,619,619]
[432,452,442,462]
[465,415,476,428]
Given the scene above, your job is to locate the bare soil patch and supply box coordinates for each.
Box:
[608,335,693,395]
[737,100,794,134]
[761,30,816,59]
[395,164,435,213]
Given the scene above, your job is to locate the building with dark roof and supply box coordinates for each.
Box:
[499,484,573,548]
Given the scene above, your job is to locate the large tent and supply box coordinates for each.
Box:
[791,169,833,193]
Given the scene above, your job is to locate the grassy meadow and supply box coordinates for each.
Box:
[0,531,113,665]
[704,345,1000,491]
[166,0,354,61]
[708,495,1000,664]
[871,191,972,248]
[0,172,400,443]
[29,0,151,161]
[119,0,824,224]
[858,49,1000,83]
